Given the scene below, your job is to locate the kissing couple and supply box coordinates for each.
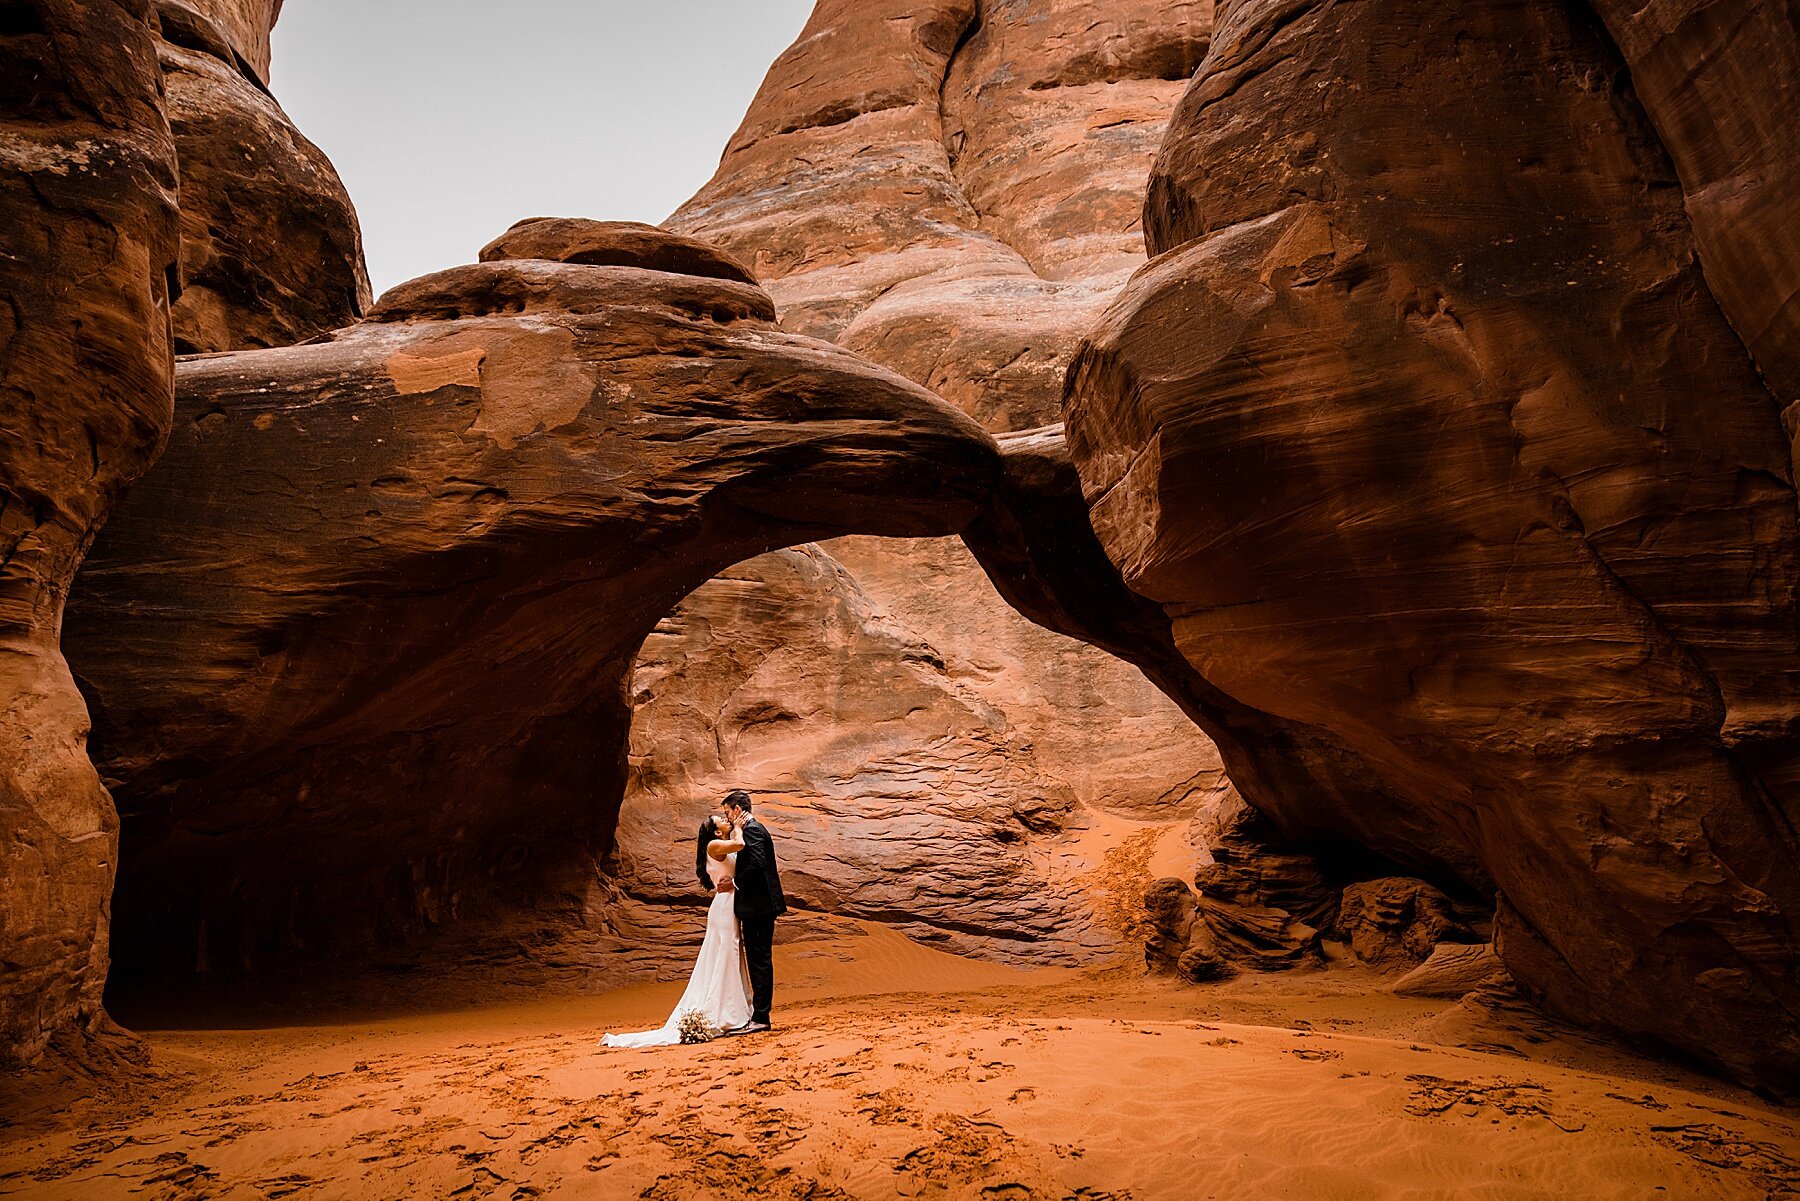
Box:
[601,789,787,1047]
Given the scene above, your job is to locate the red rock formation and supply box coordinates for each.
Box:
[481,218,756,287]
[163,0,281,84]
[1145,873,1319,982]
[155,0,369,352]
[0,0,181,1065]
[64,236,1000,991]
[628,0,1225,958]
[1336,880,1480,968]
[1587,0,1800,420]
[672,0,1209,427]
[611,545,1218,968]
[1067,0,1800,1089]
[1392,943,1508,1000]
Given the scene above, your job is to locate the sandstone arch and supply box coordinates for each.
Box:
[64,235,1000,999]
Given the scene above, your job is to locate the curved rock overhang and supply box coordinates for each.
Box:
[64,247,1000,997]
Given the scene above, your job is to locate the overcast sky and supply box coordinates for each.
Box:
[271,2,814,296]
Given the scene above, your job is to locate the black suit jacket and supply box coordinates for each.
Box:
[732,818,787,920]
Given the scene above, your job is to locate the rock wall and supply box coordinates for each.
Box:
[65,226,1001,991]
[622,0,1224,962]
[0,0,181,1065]
[1587,0,1800,418]
[1067,0,1800,1090]
[155,0,369,352]
[613,545,1225,968]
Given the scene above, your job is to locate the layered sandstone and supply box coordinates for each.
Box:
[64,236,1000,991]
[1392,943,1509,1000]
[481,218,756,286]
[1068,0,1800,1089]
[155,0,369,352]
[1587,0,1800,419]
[0,0,181,1064]
[616,0,1226,959]
[612,543,1224,968]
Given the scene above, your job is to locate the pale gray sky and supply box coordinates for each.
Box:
[271,1,813,296]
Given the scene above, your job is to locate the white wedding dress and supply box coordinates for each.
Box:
[601,851,753,1047]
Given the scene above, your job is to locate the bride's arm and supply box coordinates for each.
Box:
[708,835,745,858]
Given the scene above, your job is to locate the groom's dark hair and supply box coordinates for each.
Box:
[724,789,752,813]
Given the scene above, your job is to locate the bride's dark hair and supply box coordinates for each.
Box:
[694,817,718,890]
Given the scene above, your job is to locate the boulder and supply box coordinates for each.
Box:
[1336,880,1478,968]
[155,0,370,352]
[1144,879,1198,956]
[1143,877,1311,982]
[481,217,756,286]
[1191,787,1339,932]
[0,0,181,1065]
[63,248,999,992]
[1067,0,1800,1089]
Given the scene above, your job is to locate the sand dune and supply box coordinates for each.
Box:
[3,923,1796,1200]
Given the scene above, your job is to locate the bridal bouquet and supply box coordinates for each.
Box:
[677,1009,720,1044]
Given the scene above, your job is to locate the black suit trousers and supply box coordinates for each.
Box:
[742,913,776,1022]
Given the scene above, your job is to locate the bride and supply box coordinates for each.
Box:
[601,813,753,1047]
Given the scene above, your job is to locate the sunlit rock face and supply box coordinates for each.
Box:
[625,0,1226,962]
[1067,0,1800,1091]
[154,0,370,353]
[65,239,1000,993]
[0,0,181,1066]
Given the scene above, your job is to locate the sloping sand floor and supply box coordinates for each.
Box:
[3,921,1797,1200]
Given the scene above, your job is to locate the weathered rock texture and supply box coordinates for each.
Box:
[1144,878,1313,983]
[611,545,1220,967]
[674,0,1213,342]
[481,218,756,287]
[0,0,181,1064]
[613,0,1225,960]
[1587,0,1800,417]
[65,236,1000,989]
[1067,0,1800,1089]
[164,0,281,83]
[1392,943,1509,1000]
[155,0,369,353]
[1336,880,1480,969]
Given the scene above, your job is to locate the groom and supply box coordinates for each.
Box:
[719,789,784,1033]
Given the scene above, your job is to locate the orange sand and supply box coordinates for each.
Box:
[3,920,1796,1199]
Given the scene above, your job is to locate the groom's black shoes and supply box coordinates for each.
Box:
[727,1019,771,1035]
